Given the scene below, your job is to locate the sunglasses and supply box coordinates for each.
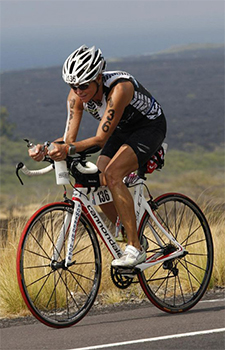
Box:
[70,83,90,91]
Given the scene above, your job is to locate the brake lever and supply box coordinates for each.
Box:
[16,162,25,185]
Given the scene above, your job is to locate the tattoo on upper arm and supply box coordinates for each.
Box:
[108,97,114,108]
[102,109,115,132]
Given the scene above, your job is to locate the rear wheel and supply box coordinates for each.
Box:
[138,193,213,313]
[17,202,101,328]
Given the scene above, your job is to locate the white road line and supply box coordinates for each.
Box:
[67,328,225,350]
[200,298,225,303]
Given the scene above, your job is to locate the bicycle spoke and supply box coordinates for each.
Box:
[183,258,195,295]
[181,223,204,247]
[29,232,51,261]
[24,248,51,261]
[144,262,162,282]
[39,216,65,262]
[26,270,53,288]
[139,193,213,313]
[72,243,94,257]
[175,203,186,240]
[74,261,96,266]
[24,264,50,269]
[33,272,52,305]
[179,258,203,285]
[163,271,170,302]
[181,257,207,272]
[154,209,174,240]
[46,270,64,308]
[69,269,95,282]
[18,204,101,327]
[177,273,185,304]
[188,252,208,257]
[184,237,207,247]
[67,270,91,296]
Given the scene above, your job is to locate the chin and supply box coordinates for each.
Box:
[79,96,90,103]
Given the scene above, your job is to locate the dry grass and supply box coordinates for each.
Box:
[0,172,224,318]
[0,217,30,317]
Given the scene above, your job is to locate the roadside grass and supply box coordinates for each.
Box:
[0,217,30,316]
[0,148,224,317]
[0,175,224,318]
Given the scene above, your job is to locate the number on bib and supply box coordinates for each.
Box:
[92,188,113,205]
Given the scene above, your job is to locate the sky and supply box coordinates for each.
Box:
[0,0,224,71]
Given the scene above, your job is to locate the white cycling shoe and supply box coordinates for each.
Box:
[112,245,146,268]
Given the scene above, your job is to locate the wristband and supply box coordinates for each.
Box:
[68,144,76,156]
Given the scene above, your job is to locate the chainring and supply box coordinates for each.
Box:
[110,266,134,289]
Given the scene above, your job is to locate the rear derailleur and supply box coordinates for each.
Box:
[162,244,179,276]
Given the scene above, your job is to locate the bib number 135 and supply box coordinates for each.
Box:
[92,187,113,205]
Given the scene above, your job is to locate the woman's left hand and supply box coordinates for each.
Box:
[47,143,69,161]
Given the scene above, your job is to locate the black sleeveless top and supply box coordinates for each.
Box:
[83,71,163,131]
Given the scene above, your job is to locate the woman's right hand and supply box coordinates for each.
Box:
[29,144,46,162]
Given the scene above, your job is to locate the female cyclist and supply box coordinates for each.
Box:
[29,45,167,268]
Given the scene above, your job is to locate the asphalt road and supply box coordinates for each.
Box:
[1,292,225,350]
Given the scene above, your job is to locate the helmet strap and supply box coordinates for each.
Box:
[92,80,102,101]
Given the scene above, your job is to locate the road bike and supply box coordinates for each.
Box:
[16,144,213,328]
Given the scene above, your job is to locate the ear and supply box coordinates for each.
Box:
[96,74,102,84]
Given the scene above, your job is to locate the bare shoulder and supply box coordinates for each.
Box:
[112,80,134,94]
[109,80,134,106]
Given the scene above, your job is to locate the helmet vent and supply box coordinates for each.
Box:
[69,61,75,74]
[77,68,86,78]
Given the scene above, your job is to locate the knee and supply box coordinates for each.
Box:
[104,166,121,189]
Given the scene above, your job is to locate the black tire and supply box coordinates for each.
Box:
[138,193,213,313]
[17,202,101,328]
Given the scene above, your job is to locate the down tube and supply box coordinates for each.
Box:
[84,204,123,259]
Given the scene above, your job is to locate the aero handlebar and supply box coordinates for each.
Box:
[16,162,54,185]
[16,159,99,185]
[16,144,101,185]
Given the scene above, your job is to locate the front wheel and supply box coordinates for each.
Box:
[17,202,101,328]
[138,193,213,313]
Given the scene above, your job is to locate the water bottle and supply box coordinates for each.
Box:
[47,143,70,185]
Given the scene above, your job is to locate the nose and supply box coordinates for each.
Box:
[75,88,85,96]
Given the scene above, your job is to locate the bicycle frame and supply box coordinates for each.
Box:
[59,178,187,271]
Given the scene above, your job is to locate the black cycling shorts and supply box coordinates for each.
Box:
[100,113,167,167]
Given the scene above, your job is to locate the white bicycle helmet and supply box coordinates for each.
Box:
[62,45,106,85]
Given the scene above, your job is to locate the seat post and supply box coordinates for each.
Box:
[137,164,147,180]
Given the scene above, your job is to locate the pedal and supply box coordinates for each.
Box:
[116,267,140,278]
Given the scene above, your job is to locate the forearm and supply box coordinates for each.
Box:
[53,137,64,143]
[48,135,104,161]
[70,135,104,153]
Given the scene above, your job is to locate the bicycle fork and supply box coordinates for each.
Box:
[65,200,82,267]
[51,198,82,268]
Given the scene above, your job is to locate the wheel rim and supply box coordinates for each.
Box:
[18,204,101,327]
[138,194,213,312]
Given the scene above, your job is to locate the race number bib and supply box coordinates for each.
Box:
[92,187,113,206]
